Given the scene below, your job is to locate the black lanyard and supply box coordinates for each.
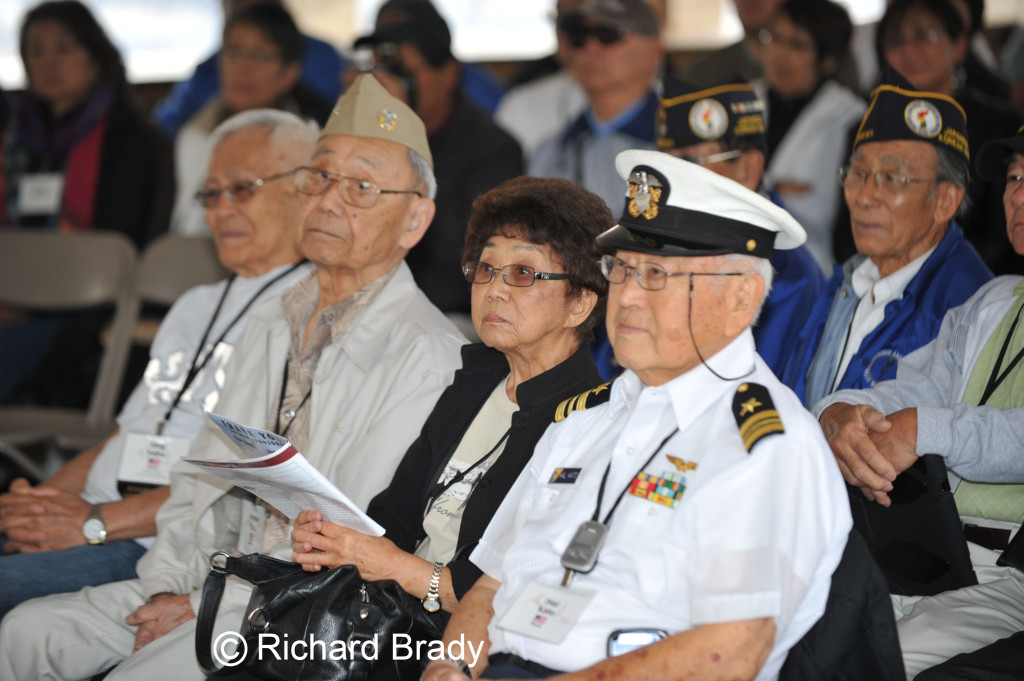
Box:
[274,357,313,438]
[590,427,680,525]
[979,298,1024,407]
[158,262,305,433]
[424,427,512,514]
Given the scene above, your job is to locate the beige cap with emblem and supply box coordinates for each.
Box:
[320,73,433,169]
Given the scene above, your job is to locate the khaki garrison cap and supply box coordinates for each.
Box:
[321,73,433,169]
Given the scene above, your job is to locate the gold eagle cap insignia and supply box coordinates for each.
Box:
[378,109,398,131]
[627,170,662,220]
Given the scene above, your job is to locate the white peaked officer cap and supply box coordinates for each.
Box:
[597,149,806,258]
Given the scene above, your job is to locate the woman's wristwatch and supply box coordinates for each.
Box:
[422,561,445,612]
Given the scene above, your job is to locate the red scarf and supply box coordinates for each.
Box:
[58,114,107,233]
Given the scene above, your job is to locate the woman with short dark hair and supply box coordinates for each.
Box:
[758,0,866,271]
[0,0,172,405]
[2,0,171,244]
[291,176,612,616]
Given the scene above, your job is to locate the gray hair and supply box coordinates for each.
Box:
[208,109,319,161]
[409,148,437,200]
[931,145,971,220]
[721,253,774,326]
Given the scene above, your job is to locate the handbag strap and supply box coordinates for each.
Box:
[195,552,304,676]
[344,585,375,681]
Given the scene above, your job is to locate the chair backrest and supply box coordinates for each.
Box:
[780,529,907,681]
[0,230,138,427]
[136,234,229,306]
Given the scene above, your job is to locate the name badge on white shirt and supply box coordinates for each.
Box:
[18,173,64,215]
[497,580,596,644]
[237,496,269,555]
[117,433,190,494]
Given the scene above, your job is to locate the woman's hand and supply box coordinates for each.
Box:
[290,510,405,579]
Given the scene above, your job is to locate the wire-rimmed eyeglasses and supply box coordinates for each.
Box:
[599,254,751,291]
[462,262,571,287]
[293,166,422,209]
[194,169,297,208]
[837,165,937,196]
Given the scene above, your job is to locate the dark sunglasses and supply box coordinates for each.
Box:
[559,21,628,48]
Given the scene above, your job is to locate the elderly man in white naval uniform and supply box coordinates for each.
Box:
[424,150,852,681]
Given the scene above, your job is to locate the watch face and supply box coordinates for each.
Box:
[422,598,440,613]
[83,518,106,543]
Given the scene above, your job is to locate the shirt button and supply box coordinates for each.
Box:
[285,410,297,420]
[626,447,635,456]
[648,508,656,516]
[549,493,557,502]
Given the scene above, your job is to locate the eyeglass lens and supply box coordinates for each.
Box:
[196,182,255,208]
[463,262,570,287]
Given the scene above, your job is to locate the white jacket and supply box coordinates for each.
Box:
[136,261,466,615]
[760,79,866,271]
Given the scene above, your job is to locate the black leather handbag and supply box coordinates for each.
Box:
[195,552,442,681]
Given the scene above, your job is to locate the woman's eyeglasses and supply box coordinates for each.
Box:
[463,262,571,287]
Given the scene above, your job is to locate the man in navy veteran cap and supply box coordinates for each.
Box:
[780,66,992,408]
[423,151,858,681]
[813,124,1024,679]
[655,75,824,375]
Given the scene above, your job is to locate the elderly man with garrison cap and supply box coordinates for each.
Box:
[0,74,465,681]
[780,67,992,408]
[423,150,852,681]
[814,124,1024,678]
[655,75,824,374]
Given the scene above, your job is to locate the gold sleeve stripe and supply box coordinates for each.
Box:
[739,410,784,451]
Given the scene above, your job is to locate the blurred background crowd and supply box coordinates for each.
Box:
[0,0,1021,415]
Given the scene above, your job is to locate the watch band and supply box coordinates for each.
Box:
[422,561,444,613]
[83,503,107,545]
[442,650,471,676]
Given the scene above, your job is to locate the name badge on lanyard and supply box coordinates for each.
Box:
[497,580,596,644]
[117,432,191,496]
[237,496,269,555]
[18,173,65,215]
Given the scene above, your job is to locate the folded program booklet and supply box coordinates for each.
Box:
[184,412,385,537]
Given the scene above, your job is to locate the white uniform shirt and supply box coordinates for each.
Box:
[81,262,312,543]
[473,330,852,680]
[834,247,935,389]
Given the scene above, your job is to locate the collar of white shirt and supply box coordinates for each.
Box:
[609,329,759,429]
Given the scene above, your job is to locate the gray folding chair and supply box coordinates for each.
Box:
[0,231,138,457]
[136,234,228,307]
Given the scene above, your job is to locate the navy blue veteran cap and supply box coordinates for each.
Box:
[976,123,1024,181]
[854,65,969,162]
[656,76,766,151]
[597,150,806,259]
